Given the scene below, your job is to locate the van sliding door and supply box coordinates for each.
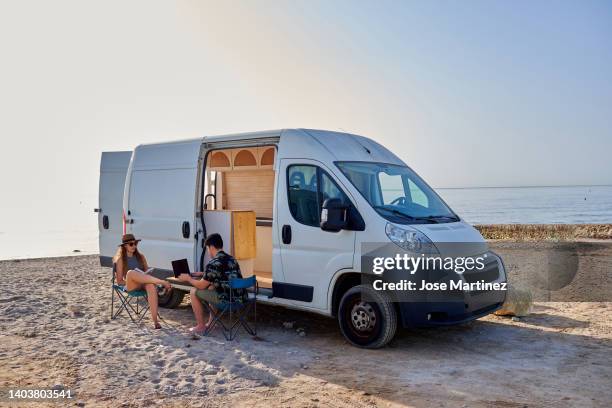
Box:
[125,140,201,272]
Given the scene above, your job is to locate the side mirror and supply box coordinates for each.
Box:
[320,198,347,232]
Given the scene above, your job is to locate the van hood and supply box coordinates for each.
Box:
[411,221,489,257]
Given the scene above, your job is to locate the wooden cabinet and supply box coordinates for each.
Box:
[203,210,256,259]
[202,210,256,275]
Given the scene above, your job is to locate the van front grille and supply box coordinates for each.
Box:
[464,256,499,283]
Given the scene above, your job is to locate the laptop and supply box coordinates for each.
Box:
[171,258,191,278]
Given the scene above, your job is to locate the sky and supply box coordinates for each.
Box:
[0,0,611,237]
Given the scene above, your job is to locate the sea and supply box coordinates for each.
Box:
[0,185,610,260]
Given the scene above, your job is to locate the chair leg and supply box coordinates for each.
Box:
[137,295,150,324]
[123,297,138,322]
[111,287,153,325]
[203,304,230,339]
[228,303,256,340]
[113,291,135,321]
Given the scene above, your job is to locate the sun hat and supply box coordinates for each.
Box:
[119,233,141,246]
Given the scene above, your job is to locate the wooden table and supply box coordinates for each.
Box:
[166,277,194,292]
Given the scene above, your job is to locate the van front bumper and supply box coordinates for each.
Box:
[398,299,504,327]
[396,251,507,328]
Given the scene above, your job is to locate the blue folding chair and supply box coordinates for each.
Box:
[203,275,258,340]
[110,263,150,323]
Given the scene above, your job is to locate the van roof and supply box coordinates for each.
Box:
[135,128,404,166]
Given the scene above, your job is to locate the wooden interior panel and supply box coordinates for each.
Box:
[233,149,257,167]
[204,148,275,289]
[255,226,272,271]
[223,170,275,218]
[232,211,257,259]
[210,151,230,167]
[260,147,275,166]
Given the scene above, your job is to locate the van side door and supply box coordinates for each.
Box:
[276,159,356,311]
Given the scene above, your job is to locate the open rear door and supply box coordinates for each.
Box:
[98,151,132,266]
[126,140,201,271]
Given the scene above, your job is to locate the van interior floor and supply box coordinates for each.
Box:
[254,270,272,289]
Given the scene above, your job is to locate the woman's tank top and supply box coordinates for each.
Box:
[126,255,142,271]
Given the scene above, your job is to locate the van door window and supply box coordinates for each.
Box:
[287,165,319,226]
[287,163,365,230]
[287,164,356,228]
[319,171,349,207]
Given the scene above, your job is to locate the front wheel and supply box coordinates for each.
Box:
[158,287,185,309]
[338,284,397,349]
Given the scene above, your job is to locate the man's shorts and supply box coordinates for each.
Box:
[195,289,220,304]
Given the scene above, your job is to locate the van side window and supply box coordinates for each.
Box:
[320,171,349,207]
[288,165,320,226]
[287,164,365,230]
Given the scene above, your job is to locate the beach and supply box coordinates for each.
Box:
[1,241,611,407]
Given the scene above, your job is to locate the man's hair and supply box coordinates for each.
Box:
[204,233,223,249]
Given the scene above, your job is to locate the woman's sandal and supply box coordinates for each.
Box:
[153,322,162,329]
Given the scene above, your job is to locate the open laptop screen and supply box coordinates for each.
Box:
[171,259,191,278]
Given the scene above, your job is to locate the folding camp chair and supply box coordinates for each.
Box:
[202,275,258,340]
[110,263,150,323]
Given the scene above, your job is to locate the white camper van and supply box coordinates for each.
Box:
[98,129,506,348]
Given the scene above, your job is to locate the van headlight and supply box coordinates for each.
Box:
[385,223,439,254]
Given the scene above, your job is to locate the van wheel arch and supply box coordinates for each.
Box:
[331,273,362,317]
[332,273,402,322]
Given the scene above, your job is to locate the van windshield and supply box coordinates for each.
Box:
[336,162,459,224]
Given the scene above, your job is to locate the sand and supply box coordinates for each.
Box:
[1,255,611,407]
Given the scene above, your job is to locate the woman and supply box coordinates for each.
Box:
[113,234,171,329]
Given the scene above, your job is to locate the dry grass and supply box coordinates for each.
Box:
[475,224,612,241]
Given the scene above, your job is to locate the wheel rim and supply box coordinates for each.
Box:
[342,294,383,344]
[351,301,377,332]
[157,286,172,303]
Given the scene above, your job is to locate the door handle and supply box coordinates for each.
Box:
[282,224,292,244]
[102,215,109,230]
[182,221,190,239]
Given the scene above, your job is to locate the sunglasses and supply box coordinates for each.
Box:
[125,242,137,247]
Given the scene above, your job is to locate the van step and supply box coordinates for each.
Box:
[257,287,273,299]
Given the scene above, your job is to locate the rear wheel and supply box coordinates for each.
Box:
[158,287,185,309]
[338,284,397,349]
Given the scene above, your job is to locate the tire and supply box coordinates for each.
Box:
[158,287,185,309]
[338,284,397,349]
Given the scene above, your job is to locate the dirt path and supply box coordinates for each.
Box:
[1,256,611,407]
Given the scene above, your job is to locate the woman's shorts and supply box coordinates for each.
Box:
[195,289,220,304]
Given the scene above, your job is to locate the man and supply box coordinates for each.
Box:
[178,233,244,335]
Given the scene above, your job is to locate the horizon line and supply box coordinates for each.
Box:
[435,184,612,190]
